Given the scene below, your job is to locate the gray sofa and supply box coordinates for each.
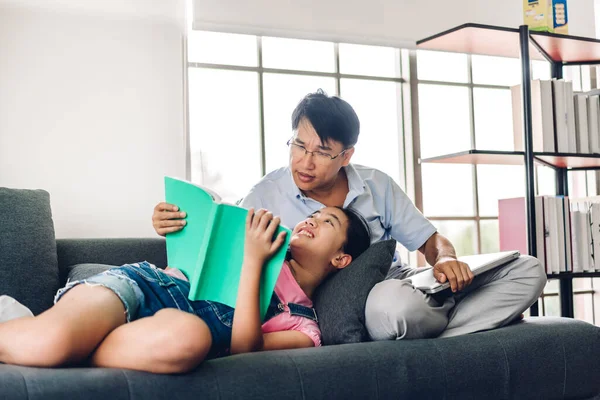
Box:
[2,189,600,399]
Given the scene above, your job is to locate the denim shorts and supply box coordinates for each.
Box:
[54,261,235,358]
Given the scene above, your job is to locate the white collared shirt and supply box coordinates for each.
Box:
[239,164,436,252]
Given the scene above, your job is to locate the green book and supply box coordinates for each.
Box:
[164,176,291,320]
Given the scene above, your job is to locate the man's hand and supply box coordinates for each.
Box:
[433,257,474,293]
[243,208,287,267]
[152,202,186,236]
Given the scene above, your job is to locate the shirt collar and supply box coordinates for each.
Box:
[345,163,366,196]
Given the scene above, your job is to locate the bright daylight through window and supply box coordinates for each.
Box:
[187,31,600,326]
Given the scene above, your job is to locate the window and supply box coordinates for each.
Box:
[187,33,406,204]
[188,68,261,202]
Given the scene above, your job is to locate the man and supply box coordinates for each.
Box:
[152,90,546,340]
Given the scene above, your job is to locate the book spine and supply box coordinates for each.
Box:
[189,204,221,298]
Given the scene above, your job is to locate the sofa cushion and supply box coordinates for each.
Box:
[313,239,395,345]
[0,188,59,315]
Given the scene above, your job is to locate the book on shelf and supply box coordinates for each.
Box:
[570,197,600,272]
[498,196,546,272]
[591,203,600,271]
[587,95,600,154]
[498,196,580,274]
[511,79,600,155]
[560,196,573,273]
[512,80,554,152]
[565,82,577,153]
[553,80,570,153]
[574,94,589,153]
[164,176,292,319]
[546,196,561,274]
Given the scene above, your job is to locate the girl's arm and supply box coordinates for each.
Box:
[262,331,314,351]
[230,209,287,354]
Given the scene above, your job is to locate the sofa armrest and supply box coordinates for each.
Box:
[56,238,167,284]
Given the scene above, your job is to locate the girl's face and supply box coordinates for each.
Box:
[289,207,349,266]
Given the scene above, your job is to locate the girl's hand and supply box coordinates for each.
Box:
[243,208,287,266]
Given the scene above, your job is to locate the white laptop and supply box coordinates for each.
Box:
[406,250,520,294]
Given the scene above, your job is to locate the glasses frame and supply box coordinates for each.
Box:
[286,138,350,162]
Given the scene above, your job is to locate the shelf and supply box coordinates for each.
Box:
[420,150,600,169]
[417,23,600,64]
[530,31,600,64]
[547,272,600,279]
[534,153,600,169]
[416,24,543,60]
[419,150,524,165]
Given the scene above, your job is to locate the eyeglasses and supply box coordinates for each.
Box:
[287,139,349,165]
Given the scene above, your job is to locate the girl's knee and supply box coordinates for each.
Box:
[152,309,212,373]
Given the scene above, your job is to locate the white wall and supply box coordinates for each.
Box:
[194,0,596,48]
[0,0,186,238]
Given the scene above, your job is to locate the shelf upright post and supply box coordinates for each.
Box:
[551,59,576,318]
[519,25,540,316]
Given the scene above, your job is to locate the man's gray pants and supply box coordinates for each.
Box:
[365,255,547,340]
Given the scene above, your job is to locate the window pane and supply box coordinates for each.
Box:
[417,50,468,83]
[573,277,593,290]
[188,31,257,67]
[472,55,521,86]
[432,220,477,257]
[536,165,557,196]
[574,293,594,323]
[418,84,470,158]
[563,65,582,92]
[581,66,592,92]
[587,170,597,195]
[339,44,400,78]
[480,219,500,253]
[422,164,475,216]
[473,88,514,151]
[477,165,526,216]
[568,170,589,198]
[532,60,551,80]
[262,37,335,73]
[542,294,561,316]
[340,79,402,184]
[188,68,261,202]
[263,74,336,173]
[545,279,559,293]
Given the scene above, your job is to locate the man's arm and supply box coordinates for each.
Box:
[419,232,474,292]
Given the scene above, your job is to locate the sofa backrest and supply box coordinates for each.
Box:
[0,188,60,315]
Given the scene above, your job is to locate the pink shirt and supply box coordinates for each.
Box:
[163,262,321,347]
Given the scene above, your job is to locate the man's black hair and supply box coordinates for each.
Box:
[336,207,371,261]
[291,89,360,149]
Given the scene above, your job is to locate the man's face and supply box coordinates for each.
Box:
[289,118,353,193]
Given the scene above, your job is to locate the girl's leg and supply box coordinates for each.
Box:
[0,284,126,367]
[90,308,212,374]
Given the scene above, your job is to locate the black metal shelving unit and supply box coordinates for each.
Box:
[418,23,600,318]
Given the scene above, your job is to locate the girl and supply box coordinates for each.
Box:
[0,206,370,373]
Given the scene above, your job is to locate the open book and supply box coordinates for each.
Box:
[406,251,520,294]
[164,177,291,319]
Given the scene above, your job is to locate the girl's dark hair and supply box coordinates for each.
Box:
[291,89,360,149]
[336,207,371,261]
